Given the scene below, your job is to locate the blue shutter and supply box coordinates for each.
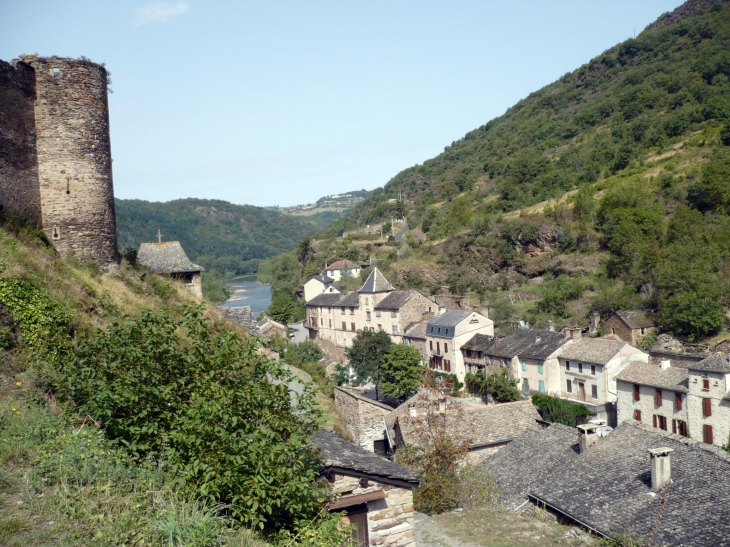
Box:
[522,360,527,371]
[539,380,545,393]
[538,362,544,374]
[523,379,529,395]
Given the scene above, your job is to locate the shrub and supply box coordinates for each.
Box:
[531,394,592,427]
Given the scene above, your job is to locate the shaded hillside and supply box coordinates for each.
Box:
[116,198,321,277]
[325,0,730,235]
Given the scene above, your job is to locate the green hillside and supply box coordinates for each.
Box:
[115,198,322,277]
[266,0,730,343]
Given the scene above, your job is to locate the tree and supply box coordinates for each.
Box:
[379,344,423,400]
[284,340,323,368]
[268,290,297,325]
[346,330,393,400]
[658,285,725,342]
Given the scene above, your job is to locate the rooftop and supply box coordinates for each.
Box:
[615,361,689,392]
[426,310,470,337]
[137,241,204,274]
[403,320,429,340]
[309,274,334,285]
[357,267,395,294]
[374,290,413,310]
[306,292,345,307]
[485,328,557,359]
[462,333,496,352]
[325,260,360,271]
[688,353,730,373]
[311,429,419,486]
[557,338,629,365]
[614,310,657,330]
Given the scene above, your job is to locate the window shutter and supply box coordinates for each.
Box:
[634,409,641,422]
[672,420,677,434]
[522,361,527,371]
[704,398,712,416]
[634,384,640,401]
[704,424,714,445]
[351,323,355,331]
[591,365,596,375]
[653,415,657,428]
[430,340,433,350]
[675,392,682,410]
[538,362,544,374]
[566,379,572,393]
[445,343,448,353]
[592,385,598,399]
[703,378,710,390]
[656,389,662,406]
[539,380,545,393]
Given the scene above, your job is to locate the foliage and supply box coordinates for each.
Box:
[268,291,299,324]
[273,510,357,547]
[637,331,658,351]
[455,464,500,510]
[332,363,353,386]
[378,344,424,400]
[531,394,593,427]
[283,341,323,368]
[58,305,326,530]
[202,270,234,304]
[345,330,393,397]
[658,285,725,342]
[537,275,585,317]
[465,369,521,403]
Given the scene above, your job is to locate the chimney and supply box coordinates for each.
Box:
[577,423,601,454]
[660,359,671,370]
[409,406,418,417]
[546,320,554,332]
[648,447,674,491]
[438,306,446,316]
[572,327,582,340]
[438,399,446,413]
[589,312,600,334]
[563,328,571,340]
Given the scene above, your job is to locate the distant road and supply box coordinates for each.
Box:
[395,224,409,243]
[289,321,308,343]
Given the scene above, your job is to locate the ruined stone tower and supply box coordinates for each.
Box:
[0,56,118,263]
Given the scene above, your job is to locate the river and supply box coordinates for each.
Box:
[221,277,272,317]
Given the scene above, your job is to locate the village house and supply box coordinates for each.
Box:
[311,429,419,547]
[257,316,288,339]
[303,274,335,302]
[137,241,204,299]
[305,268,436,351]
[485,420,730,546]
[460,333,497,376]
[557,337,648,426]
[402,320,429,362]
[616,353,730,446]
[424,310,493,382]
[335,387,393,455]
[603,310,658,346]
[324,260,366,282]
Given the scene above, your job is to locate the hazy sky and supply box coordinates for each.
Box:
[1,1,684,207]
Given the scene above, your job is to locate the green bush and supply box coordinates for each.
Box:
[202,270,234,304]
[531,394,592,427]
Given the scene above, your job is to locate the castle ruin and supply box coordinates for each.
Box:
[0,56,118,263]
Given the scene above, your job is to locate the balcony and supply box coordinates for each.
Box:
[306,317,320,330]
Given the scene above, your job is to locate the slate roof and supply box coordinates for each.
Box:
[557,338,628,365]
[374,291,413,310]
[339,292,360,307]
[615,361,689,393]
[520,331,568,360]
[357,267,395,293]
[426,310,470,337]
[306,292,345,307]
[615,310,657,330]
[311,429,419,486]
[648,349,708,369]
[485,328,553,359]
[258,317,287,336]
[403,320,429,340]
[486,421,730,545]
[462,333,496,352]
[137,242,204,274]
[384,389,453,446]
[688,353,730,373]
[396,400,541,450]
[310,274,334,285]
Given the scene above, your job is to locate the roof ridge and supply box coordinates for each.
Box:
[630,421,730,464]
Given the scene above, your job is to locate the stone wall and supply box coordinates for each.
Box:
[0,60,42,223]
[331,473,415,547]
[335,387,391,452]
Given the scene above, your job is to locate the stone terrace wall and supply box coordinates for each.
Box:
[32,57,118,263]
[0,60,42,223]
[335,387,392,452]
[332,473,415,547]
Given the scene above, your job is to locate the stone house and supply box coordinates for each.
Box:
[603,310,658,345]
[303,274,335,302]
[305,269,436,350]
[516,330,571,398]
[335,387,393,454]
[460,333,497,375]
[324,260,363,282]
[218,306,261,337]
[257,317,288,339]
[402,320,429,362]
[424,310,494,382]
[311,429,419,547]
[616,353,730,446]
[557,338,648,426]
[137,241,204,299]
[485,420,730,546]
[386,390,541,464]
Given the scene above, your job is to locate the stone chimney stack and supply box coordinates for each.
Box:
[589,312,600,334]
[546,320,554,332]
[438,400,446,413]
[660,359,671,370]
[438,307,446,316]
[572,327,582,340]
[648,447,674,491]
[577,423,601,454]
[408,406,418,417]
[563,328,571,340]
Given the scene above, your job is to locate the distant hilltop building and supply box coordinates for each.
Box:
[137,239,204,299]
[0,55,118,263]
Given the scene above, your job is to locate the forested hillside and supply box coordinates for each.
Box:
[116,198,321,277]
[265,0,730,344]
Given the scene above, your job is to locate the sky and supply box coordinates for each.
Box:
[1,0,684,208]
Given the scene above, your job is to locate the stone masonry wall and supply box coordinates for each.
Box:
[32,57,118,263]
[335,387,391,452]
[331,473,415,547]
[0,60,42,223]
[604,315,633,343]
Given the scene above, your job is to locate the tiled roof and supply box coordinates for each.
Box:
[310,274,334,285]
[462,333,496,352]
[557,338,628,365]
[485,329,553,359]
[688,353,730,373]
[339,292,360,307]
[426,311,467,336]
[258,317,287,336]
[325,260,360,271]
[648,349,708,369]
[385,389,453,446]
[486,422,730,545]
[137,242,204,274]
[311,429,419,486]
[615,361,688,393]
[374,291,413,310]
[306,292,344,307]
[520,331,568,360]
[357,268,394,293]
[615,310,657,329]
[396,400,541,450]
[403,320,429,340]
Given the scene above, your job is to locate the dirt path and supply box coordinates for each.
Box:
[415,512,472,547]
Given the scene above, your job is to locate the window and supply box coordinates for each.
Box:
[391,311,397,318]
[634,409,642,422]
[429,340,433,350]
[591,385,598,399]
[538,362,544,374]
[704,424,714,444]
[320,317,323,326]
[376,310,381,317]
[677,420,688,437]
[539,380,545,393]
[566,379,572,393]
[522,361,527,371]
[436,342,440,353]
[565,361,570,371]
[466,349,472,358]
[703,397,712,416]
[444,360,451,372]
[523,379,529,395]
[392,325,398,335]
[641,327,645,335]
[351,323,355,331]
[675,392,682,410]
[367,311,371,321]
[445,329,449,336]
[655,389,662,407]
[578,363,583,373]
[377,324,383,332]
[703,377,710,390]
[342,322,346,330]
[658,416,667,431]
[350,307,354,315]
[341,307,345,315]
[438,328,441,334]
[328,319,332,328]
[591,365,596,376]
[444,343,448,353]
[634,384,641,401]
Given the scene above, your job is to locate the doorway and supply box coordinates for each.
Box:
[346,504,369,547]
[578,382,586,402]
